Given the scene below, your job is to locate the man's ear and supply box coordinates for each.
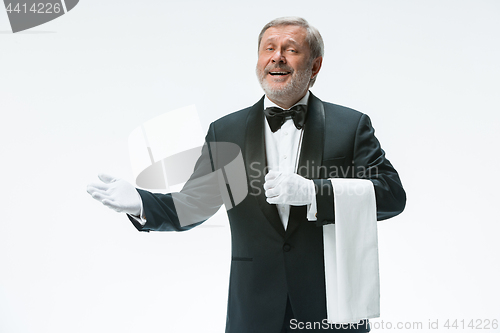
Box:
[310,56,323,80]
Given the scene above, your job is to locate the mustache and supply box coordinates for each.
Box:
[264,64,294,74]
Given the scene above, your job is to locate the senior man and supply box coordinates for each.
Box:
[88,17,406,333]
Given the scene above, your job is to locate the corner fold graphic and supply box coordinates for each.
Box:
[64,0,78,12]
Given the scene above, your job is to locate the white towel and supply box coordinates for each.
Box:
[323,178,380,323]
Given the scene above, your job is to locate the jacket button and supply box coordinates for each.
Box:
[283,243,291,252]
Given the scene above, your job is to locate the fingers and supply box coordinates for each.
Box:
[87,186,111,202]
[86,175,115,199]
[266,196,280,204]
[264,171,283,191]
[87,187,124,212]
[264,170,281,182]
[87,181,111,191]
[263,173,312,206]
[265,187,280,198]
[100,199,124,212]
[264,171,288,201]
[87,174,116,201]
[264,170,284,204]
[87,174,140,214]
[98,173,116,184]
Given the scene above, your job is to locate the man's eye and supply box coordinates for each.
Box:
[266,47,274,51]
[288,49,297,53]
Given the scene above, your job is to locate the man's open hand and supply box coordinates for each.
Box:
[87,173,142,216]
[263,171,315,206]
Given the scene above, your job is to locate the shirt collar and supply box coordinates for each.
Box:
[264,90,310,110]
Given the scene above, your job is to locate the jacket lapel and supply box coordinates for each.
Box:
[286,92,325,239]
[244,96,285,238]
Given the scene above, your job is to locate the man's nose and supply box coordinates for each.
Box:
[271,50,286,63]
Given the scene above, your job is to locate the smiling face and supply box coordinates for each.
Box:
[256,25,322,108]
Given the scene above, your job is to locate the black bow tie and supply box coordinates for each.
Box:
[264,104,307,132]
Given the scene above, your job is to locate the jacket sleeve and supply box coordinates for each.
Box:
[314,113,406,225]
[128,123,225,232]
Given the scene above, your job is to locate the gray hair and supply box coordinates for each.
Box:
[258,17,324,86]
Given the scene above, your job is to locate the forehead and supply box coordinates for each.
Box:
[260,25,308,47]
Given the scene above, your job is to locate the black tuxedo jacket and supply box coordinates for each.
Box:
[130,93,406,333]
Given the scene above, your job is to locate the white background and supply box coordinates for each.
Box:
[1,1,499,332]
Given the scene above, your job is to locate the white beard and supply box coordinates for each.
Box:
[256,65,312,104]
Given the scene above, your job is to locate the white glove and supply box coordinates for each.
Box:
[87,173,142,216]
[263,170,315,206]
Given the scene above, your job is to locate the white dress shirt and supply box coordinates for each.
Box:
[263,90,317,230]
